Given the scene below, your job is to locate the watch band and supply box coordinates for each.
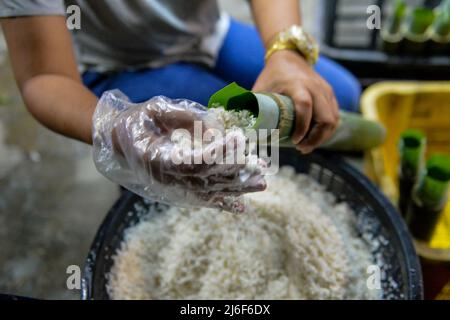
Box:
[264,25,319,66]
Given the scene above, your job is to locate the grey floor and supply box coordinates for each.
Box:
[0,1,318,299]
[0,52,119,299]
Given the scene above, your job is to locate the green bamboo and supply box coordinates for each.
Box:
[389,0,408,34]
[415,154,450,208]
[381,0,407,53]
[433,11,450,36]
[398,129,427,215]
[399,129,427,179]
[404,7,435,54]
[407,154,450,242]
[208,83,386,152]
[407,7,435,35]
[440,0,450,14]
[430,9,450,54]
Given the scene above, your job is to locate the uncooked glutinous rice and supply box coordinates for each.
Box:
[107,167,381,300]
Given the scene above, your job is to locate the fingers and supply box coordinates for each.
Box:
[239,174,267,192]
[296,89,339,154]
[196,193,246,213]
[213,173,267,193]
[220,200,246,214]
[159,130,267,193]
[195,177,267,213]
[170,168,266,193]
[196,182,265,201]
[289,79,339,153]
[296,123,334,154]
[290,89,313,145]
[152,109,203,134]
[169,131,246,177]
[147,97,208,135]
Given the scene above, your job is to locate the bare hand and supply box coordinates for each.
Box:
[253,50,339,154]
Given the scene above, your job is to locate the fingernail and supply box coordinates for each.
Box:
[251,181,266,191]
[224,201,245,214]
[296,146,306,154]
[297,146,312,154]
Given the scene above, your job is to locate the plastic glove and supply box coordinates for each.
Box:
[92,90,266,212]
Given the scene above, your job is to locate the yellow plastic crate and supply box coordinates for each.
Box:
[361,82,450,250]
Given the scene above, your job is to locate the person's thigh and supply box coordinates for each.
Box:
[213,19,265,90]
[214,19,362,112]
[83,62,228,106]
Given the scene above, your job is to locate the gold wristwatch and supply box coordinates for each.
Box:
[265,25,319,66]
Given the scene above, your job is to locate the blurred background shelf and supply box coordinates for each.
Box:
[319,0,450,86]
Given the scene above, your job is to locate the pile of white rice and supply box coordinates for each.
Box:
[107,167,381,300]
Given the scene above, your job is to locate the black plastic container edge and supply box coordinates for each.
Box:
[82,150,424,300]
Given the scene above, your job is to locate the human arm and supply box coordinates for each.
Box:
[1,16,97,143]
[1,16,265,210]
[250,0,339,154]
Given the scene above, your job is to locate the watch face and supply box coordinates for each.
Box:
[268,25,319,65]
[291,27,319,65]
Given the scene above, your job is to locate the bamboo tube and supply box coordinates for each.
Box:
[403,7,435,55]
[381,0,407,54]
[429,10,450,54]
[398,129,427,216]
[208,83,386,152]
[406,154,450,242]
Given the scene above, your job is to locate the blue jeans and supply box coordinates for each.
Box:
[83,19,361,112]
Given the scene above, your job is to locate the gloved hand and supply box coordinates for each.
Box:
[92,90,266,212]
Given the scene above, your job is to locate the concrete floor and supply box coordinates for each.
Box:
[0,48,119,299]
[0,1,318,299]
